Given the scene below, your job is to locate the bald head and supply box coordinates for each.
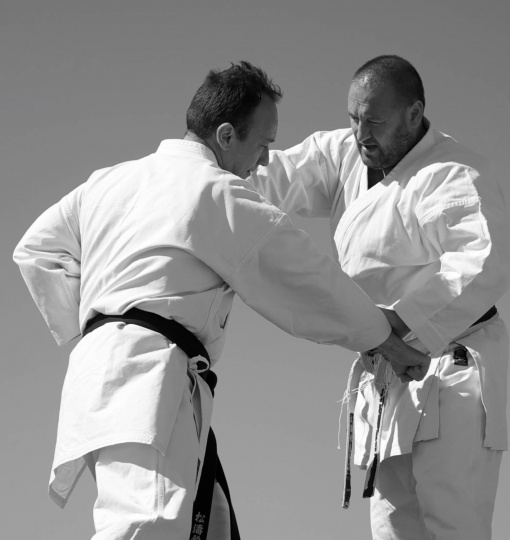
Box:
[348,56,427,173]
[352,55,425,111]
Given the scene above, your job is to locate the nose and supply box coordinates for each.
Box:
[356,119,371,143]
[258,146,270,167]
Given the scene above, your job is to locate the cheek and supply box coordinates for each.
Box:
[251,150,262,164]
[373,128,392,147]
[378,120,403,145]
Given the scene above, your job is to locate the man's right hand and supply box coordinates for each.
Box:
[368,331,431,382]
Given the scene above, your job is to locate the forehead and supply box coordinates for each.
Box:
[347,81,400,116]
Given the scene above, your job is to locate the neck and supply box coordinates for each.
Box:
[367,120,428,188]
[411,120,427,150]
[183,131,222,165]
[367,167,388,188]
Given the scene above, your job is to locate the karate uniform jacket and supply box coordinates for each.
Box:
[249,121,510,463]
[13,139,393,507]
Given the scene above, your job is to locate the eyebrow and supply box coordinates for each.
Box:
[348,111,389,121]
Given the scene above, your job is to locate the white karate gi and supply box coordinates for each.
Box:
[249,120,510,540]
[14,139,393,539]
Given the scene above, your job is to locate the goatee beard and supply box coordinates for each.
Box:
[358,127,413,170]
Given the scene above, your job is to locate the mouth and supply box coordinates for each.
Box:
[361,142,378,150]
[360,144,380,156]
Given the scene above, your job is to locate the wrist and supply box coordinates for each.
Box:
[368,331,398,359]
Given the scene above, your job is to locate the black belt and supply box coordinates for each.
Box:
[83,308,241,540]
[84,307,211,373]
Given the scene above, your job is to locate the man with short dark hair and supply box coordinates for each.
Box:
[13,61,428,540]
[250,55,510,539]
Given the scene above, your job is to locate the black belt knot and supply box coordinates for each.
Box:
[82,307,238,538]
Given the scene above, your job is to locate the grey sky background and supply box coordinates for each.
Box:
[2,1,510,538]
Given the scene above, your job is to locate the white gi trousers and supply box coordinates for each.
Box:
[370,350,503,540]
[89,374,231,540]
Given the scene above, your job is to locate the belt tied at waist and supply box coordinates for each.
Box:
[84,307,212,376]
[339,306,498,510]
[82,308,240,540]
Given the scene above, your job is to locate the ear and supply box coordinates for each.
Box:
[216,123,236,151]
[408,101,424,129]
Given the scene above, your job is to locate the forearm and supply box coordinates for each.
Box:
[230,215,392,352]
[249,133,333,217]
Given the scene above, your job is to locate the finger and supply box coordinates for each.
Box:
[396,372,413,383]
[406,363,428,381]
[403,355,431,380]
[387,358,407,375]
[389,361,413,383]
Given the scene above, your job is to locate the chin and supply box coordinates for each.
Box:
[360,156,380,169]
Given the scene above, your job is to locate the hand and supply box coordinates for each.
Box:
[369,331,431,382]
[380,308,410,338]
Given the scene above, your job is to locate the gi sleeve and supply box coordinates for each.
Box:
[249,130,350,217]
[13,186,83,345]
[230,214,391,351]
[394,161,510,355]
[199,177,392,352]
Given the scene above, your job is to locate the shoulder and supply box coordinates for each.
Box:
[424,130,488,174]
[406,130,488,198]
[410,132,497,219]
[298,128,355,156]
[213,168,284,213]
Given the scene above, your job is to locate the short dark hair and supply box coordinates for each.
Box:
[352,55,425,109]
[186,61,283,141]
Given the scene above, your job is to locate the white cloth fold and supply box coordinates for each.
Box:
[340,312,500,508]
